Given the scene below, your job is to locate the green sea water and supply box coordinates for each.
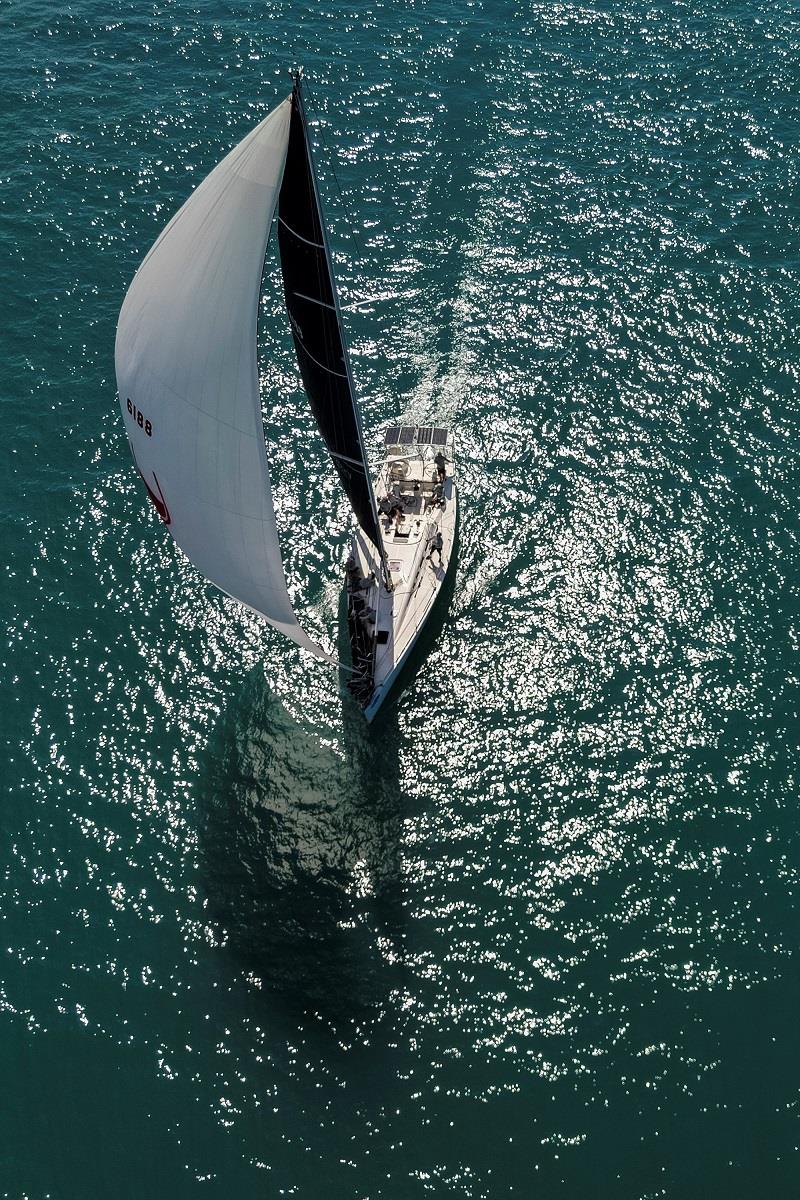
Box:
[2,1,800,1196]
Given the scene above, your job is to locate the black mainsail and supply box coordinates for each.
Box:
[277,78,383,554]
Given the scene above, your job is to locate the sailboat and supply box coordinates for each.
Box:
[115,74,457,721]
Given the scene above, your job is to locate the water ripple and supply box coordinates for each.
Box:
[2,0,800,1195]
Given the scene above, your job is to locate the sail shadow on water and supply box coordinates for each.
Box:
[196,670,405,1018]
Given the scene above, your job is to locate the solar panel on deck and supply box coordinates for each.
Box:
[432,427,448,445]
[398,426,416,444]
[417,426,434,444]
[384,426,401,445]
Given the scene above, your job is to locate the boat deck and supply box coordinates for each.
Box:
[346,431,456,719]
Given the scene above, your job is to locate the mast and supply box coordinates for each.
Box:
[278,73,391,589]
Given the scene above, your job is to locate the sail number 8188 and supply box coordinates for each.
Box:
[126,398,152,437]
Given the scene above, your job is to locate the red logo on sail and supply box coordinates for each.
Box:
[128,441,171,525]
[142,472,171,525]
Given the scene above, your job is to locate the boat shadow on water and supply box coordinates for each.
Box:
[196,671,406,1020]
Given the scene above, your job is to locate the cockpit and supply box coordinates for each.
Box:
[377,425,454,540]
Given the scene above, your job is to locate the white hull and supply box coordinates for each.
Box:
[346,430,457,720]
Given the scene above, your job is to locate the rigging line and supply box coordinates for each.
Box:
[302,84,371,293]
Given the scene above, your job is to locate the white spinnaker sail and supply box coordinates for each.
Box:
[115,98,333,662]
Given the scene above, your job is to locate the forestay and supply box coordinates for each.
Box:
[115,99,333,661]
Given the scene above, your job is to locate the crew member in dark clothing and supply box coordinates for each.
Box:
[430,530,444,566]
[434,451,447,482]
